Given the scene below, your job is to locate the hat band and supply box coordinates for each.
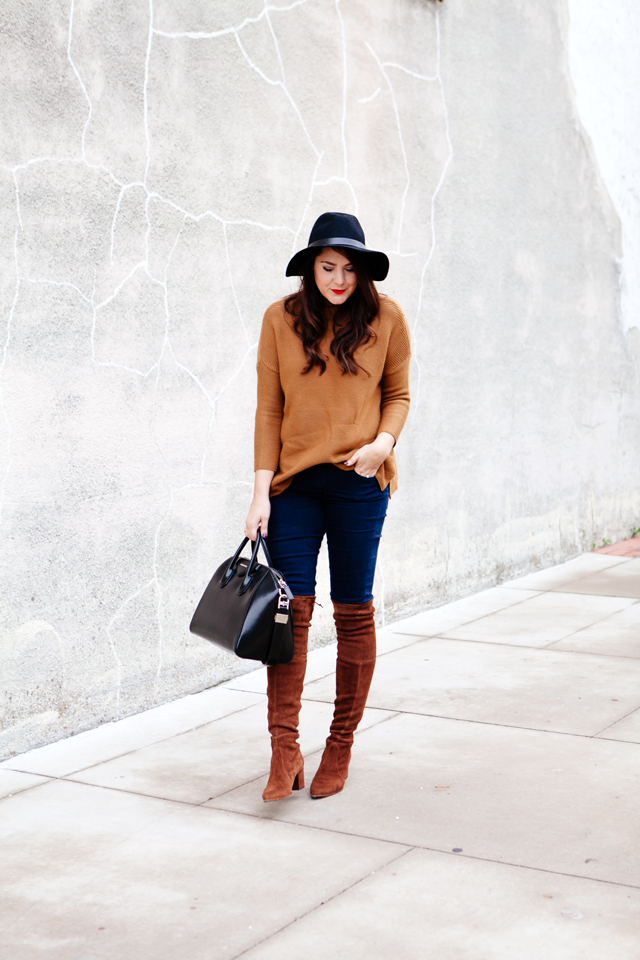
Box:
[308,237,366,250]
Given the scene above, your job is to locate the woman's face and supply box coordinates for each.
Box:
[313,247,358,305]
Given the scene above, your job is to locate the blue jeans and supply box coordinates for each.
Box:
[266,464,389,604]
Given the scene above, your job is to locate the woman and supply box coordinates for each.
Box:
[245,211,410,801]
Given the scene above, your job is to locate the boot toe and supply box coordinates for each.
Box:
[309,780,345,799]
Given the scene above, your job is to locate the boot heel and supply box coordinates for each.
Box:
[293,769,305,790]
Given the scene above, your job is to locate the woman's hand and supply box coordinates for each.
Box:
[245,497,270,540]
[344,432,395,478]
[244,469,274,540]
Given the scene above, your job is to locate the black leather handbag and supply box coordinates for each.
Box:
[189,530,294,665]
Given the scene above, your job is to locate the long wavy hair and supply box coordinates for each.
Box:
[284,247,379,375]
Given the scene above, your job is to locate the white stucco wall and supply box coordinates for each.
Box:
[1,0,639,757]
[567,0,640,359]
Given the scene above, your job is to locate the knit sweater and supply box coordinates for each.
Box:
[254,295,411,497]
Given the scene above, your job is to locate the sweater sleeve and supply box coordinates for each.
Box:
[378,304,411,443]
[254,310,284,472]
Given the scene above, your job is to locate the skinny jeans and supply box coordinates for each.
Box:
[266,463,389,604]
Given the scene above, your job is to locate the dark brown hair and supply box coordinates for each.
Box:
[284,247,379,375]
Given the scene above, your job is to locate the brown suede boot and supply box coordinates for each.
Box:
[310,599,376,799]
[262,595,315,802]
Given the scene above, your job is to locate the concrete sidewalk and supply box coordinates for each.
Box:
[1,552,640,958]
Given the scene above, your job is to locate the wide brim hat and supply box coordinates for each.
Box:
[286,212,389,281]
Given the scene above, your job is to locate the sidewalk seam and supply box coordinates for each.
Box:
[591,704,640,738]
[298,699,640,741]
[380,632,640,659]
[227,846,414,959]
[0,695,267,780]
[203,803,640,892]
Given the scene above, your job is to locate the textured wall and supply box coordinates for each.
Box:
[567,0,640,356]
[1,0,639,757]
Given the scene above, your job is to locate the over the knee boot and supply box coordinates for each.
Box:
[310,599,376,799]
[262,594,315,802]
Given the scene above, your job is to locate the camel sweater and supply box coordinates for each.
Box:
[254,296,411,497]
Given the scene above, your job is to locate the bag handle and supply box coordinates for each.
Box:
[221,528,278,594]
[221,528,273,590]
[254,527,273,568]
[238,528,273,595]
[221,536,250,587]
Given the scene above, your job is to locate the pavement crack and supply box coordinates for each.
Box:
[227,845,414,959]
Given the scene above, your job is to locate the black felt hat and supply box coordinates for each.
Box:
[286,212,389,281]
